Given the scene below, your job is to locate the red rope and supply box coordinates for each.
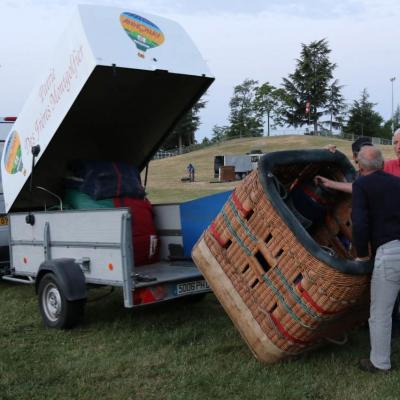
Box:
[209,223,226,247]
[269,313,309,345]
[232,191,250,216]
[297,282,339,316]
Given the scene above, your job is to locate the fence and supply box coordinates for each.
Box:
[152,131,393,160]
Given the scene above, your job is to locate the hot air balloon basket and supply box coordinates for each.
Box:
[192,155,371,364]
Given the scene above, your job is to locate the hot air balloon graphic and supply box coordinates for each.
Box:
[120,12,165,58]
[3,130,25,175]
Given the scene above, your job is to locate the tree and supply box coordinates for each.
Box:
[391,105,400,132]
[281,39,345,133]
[162,98,206,150]
[322,80,347,133]
[254,82,283,136]
[383,106,400,138]
[211,125,229,143]
[344,89,383,137]
[227,79,263,138]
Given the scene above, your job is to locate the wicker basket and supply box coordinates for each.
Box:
[192,149,372,363]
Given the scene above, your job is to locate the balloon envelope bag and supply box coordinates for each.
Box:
[192,149,372,363]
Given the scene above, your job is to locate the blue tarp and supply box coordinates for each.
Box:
[180,191,232,257]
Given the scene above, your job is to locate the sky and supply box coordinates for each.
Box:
[0,0,399,140]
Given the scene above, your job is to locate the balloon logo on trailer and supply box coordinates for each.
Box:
[120,12,165,58]
[3,131,25,175]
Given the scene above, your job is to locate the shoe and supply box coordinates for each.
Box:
[359,359,390,373]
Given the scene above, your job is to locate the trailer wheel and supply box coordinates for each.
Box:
[38,273,85,329]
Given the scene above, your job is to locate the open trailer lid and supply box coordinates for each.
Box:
[1,5,213,212]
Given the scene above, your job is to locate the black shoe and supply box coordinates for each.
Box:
[359,359,391,373]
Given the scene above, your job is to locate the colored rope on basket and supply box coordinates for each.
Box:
[269,313,310,345]
[221,209,252,256]
[262,273,318,330]
[296,281,344,316]
[231,269,308,352]
[231,191,252,216]
[228,198,257,243]
[272,268,327,321]
[209,222,226,248]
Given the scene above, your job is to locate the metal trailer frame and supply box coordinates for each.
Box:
[4,204,210,309]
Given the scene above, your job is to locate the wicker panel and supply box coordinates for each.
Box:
[192,170,370,363]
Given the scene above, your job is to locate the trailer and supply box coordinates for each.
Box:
[214,153,264,179]
[0,5,218,328]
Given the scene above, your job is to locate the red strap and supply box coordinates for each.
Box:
[112,162,122,197]
[232,191,250,216]
[270,313,309,345]
[297,282,338,315]
[114,197,121,208]
[302,186,327,205]
[209,222,226,247]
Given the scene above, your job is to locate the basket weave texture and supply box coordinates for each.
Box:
[192,170,370,362]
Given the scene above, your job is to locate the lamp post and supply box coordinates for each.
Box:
[390,77,396,133]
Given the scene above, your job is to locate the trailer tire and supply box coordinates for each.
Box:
[38,273,85,329]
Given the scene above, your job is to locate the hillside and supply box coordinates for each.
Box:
[144,135,393,203]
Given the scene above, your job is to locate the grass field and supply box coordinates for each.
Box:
[1,135,399,400]
[143,135,395,203]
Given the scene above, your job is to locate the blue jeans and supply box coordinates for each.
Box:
[369,240,400,370]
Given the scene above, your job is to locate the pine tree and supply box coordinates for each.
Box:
[281,39,345,134]
[162,98,206,150]
[344,89,383,137]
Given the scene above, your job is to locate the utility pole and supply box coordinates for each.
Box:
[330,85,333,135]
[391,77,396,133]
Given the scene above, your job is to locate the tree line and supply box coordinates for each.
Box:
[162,39,399,150]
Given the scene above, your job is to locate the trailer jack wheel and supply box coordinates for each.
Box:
[38,273,85,329]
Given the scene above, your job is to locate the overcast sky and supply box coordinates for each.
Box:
[0,0,399,140]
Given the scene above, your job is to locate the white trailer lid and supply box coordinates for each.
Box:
[1,5,213,212]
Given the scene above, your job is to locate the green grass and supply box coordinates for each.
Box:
[144,135,394,203]
[1,135,399,400]
[2,282,400,400]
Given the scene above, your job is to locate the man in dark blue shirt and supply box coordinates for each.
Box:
[352,145,400,373]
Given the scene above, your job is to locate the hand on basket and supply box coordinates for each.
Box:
[325,144,337,153]
[355,256,370,262]
[314,175,333,188]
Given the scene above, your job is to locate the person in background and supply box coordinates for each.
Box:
[383,128,400,176]
[187,163,195,182]
[352,146,400,373]
[316,130,400,191]
[316,133,400,339]
[316,136,372,193]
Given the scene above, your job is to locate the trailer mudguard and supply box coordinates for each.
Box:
[35,258,87,301]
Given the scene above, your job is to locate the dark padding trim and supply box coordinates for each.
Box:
[258,149,373,275]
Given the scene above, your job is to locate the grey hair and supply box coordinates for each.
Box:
[357,146,384,171]
[393,128,400,144]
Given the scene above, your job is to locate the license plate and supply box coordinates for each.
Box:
[176,280,209,295]
[0,215,8,225]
